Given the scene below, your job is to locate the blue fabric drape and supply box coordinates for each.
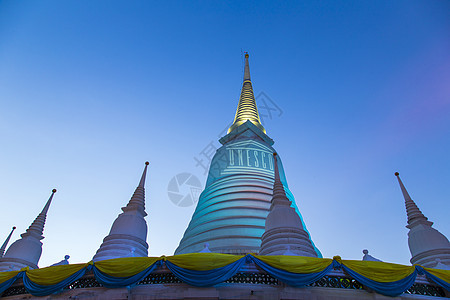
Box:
[416,266,450,292]
[0,273,21,295]
[1,256,449,297]
[93,261,161,288]
[22,266,90,297]
[340,264,417,297]
[249,255,334,287]
[165,257,246,287]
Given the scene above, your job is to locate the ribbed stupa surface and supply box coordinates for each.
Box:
[175,123,320,256]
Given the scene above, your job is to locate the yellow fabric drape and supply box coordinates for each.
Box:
[166,253,244,271]
[0,270,20,285]
[1,255,449,287]
[94,257,160,278]
[26,263,88,286]
[424,267,450,283]
[254,255,333,274]
[342,260,415,282]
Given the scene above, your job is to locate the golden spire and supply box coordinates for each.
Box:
[228,53,266,134]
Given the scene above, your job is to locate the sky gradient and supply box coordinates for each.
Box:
[0,1,449,267]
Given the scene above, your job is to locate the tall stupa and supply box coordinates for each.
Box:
[175,54,320,256]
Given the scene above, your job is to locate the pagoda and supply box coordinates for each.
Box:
[395,172,450,268]
[175,54,320,256]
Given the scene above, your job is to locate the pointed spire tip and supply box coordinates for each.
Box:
[395,172,399,176]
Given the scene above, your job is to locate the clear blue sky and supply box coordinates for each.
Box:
[0,1,449,267]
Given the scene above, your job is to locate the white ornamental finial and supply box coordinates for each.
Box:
[199,242,212,253]
[434,259,450,270]
[50,255,70,266]
[283,245,297,256]
[362,249,382,262]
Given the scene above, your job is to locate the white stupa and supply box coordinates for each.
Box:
[0,227,16,258]
[93,162,149,262]
[259,153,317,256]
[395,172,450,268]
[175,54,320,256]
[0,189,56,271]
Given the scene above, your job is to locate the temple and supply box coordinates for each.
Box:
[175,53,320,256]
[0,56,449,299]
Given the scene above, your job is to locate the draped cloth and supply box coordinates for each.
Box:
[337,260,417,297]
[93,257,161,288]
[164,253,246,286]
[0,254,448,297]
[250,255,334,287]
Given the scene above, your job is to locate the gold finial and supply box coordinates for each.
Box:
[395,172,399,176]
[52,189,57,193]
[227,53,266,134]
[273,152,277,157]
[145,161,149,165]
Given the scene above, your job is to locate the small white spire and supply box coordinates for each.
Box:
[283,245,297,256]
[50,255,70,266]
[260,154,317,257]
[93,162,150,262]
[271,153,292,208]
[362,249,382,262]
[0,189,56,271]
[123,161,149,214]
[22,189,56,240]
[199,242,212,253]
[395,172,432,228]
[0,226,16,258]
[433,259,450,270]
